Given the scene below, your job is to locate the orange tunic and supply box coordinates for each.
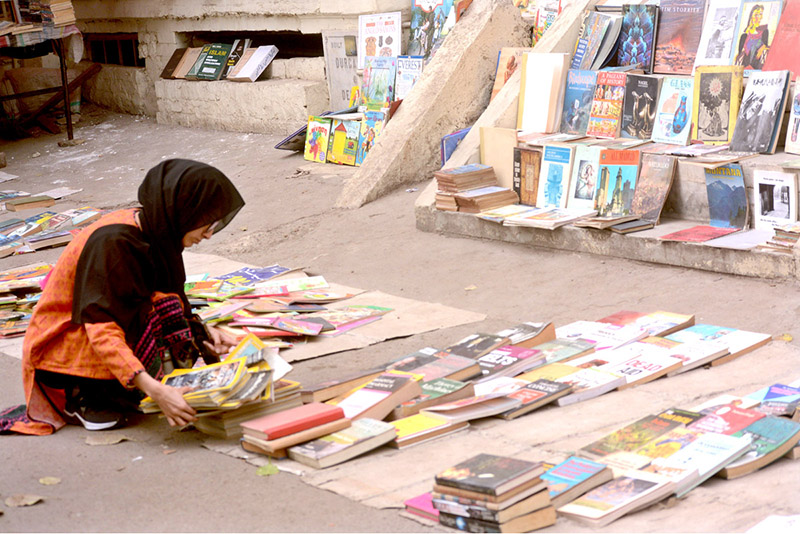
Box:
[21,209,147,434]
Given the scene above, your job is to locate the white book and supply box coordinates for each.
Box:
[752,169,797,231]
[556,321,648,351]
[555,367,626,406]
[785,76,800,155]
[517,52,570,134]
[228,45,278,82]
[394,55,424,101]
[357,11,401,70]
[566,145,602,210]
[693,0,741,70]
[665,339,730,376]
[600,351,683,388]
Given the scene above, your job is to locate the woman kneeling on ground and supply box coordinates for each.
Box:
[1,159,245,434]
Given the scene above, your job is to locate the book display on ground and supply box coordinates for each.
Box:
[541,456,614,508]
[286,417,397,468]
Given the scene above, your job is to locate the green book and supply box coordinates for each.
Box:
[185,44,213,80]
[195,43,234,81]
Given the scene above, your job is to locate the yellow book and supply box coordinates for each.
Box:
[691,65,744,145]
[516,362,580,383]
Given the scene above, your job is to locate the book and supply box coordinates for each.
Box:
[432,488,551,525]
[690,394,761,414]
[303,116,332,164]
[731,0,783,74]
[24,229,73,250]
[454,187,519,214]
[556,320,647,352]
[435,453,544,497]
[361,55,396,110]
[184,43,212,80]
[692,66,744,145]
[512,147,541,206]
[354,110,385,166]
[437,506,556,533]
[616,4,659,73]
[595,149,641,217]
[752,169,797,231]
[652,0,706,75]
[388,350,481,383]
[628,153,676,226]
[730,69,791,153]
[421,393,523,424]
[746,383,800,405]
[389,412,469,448]
[786,77,800,155]
[581,414,683,459]
[227,45,278,82]
[599,349,683,389]
[503,207,597,229]
[404,492,439,522]
[659,225,741,242]
[603,427,705,474]
[240,402,344,441]
[220,38,251,81]
[444,333,510,359]
[667,324,772,366]
[194,43,233,81]
[358,11,401,69]
[226,47,256,80]
[529,338,596,364]
[475,346,545,382]
[651,76,693,145]
[560,69,597,135]
[395,55,424,101]
[393,378,475,419]
[541,456,614,508]
[557,470,674,527]
[496,379,573,420]
[585,71,627,138]
[160,47,188,79]
[664,339,730,375]
[694,0,741,69]
[620,74,661,140]
[517,52,570,134]
[689,404,766,435]
[476,205,538,224]
[479,127,517,190]
[719,416,800,478]
[331,371,422,420]
[536,144,575,209]
[492,47,532,102]
[565,145,602,211]
[495,321,556,348]
[763,0,800,75]
[554,367,626,406]
[435,163,496,192]
[571,11,621,71]
[408,1,451,59]
[705,163,749,230]
[441,127,471,166]
[326,119,361,166]
[286,417,396,469]
[5,195,54,211]
[241,418,351,457]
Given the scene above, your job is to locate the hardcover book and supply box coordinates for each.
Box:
[694,0,741,69]
[358,11,401,69]
[752,169,797,231]
[586,71,627,138]
[194,43,233,81]
[653,0,706,75]
[706,163,749,229]
[620,74,661,140]
[227,45,279,82]
[595,149,640,217]
[184,43,212,80]
[517,52,570,134]
[409,1,452,60]
[303,116,332,164]
[731,0,783,75]
[566,145,602,210]
[160,47,188,79]
[692,66,744,145]
[361,55,397,110]
[326,119,361,166]
[729,69,791,154]
[560,69,597,135]
[395,55,424,101]
[512,146,542,206]
[616,4,659,72]
[434,453,544,497]
[355,110,385,166]
[651,76,694,145]
[537,144,576,208]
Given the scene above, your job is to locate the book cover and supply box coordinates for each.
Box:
[495,321,555,346]
[333,371,420,419]
[226,48,256,79]
[358,11,402,69]
[555,367,625,406]
[541,456,611,503]
[518,52,570,134]
[286,417,396,468]
[409,1,453,60]
[752,169,797,231]
[229,45,279,82]
[530,338,596,365]
[355,110,385,166]
[441,127,471,166]
[220,38,250,81]
[571,10,616,70]
[560,69,597,135]
[396,378,473,417]
[361,55,397,110]
[725,416,800,470]
[785,77,800,155]
[492,47,532,101]
[326,119,361,166]
[629,153,675,224]
[692,66,743,145]
[659,225,740,242]
[651,76,694,145]
[512,146,542,206]
[616,4,659,72]
[184,43,212,80]
[581,414,682,457]
[322,31,359,110]
[595,149,640,217]
[730,69,791,153]
[159,47,187,79]
[434,453,543,496]
[537,144,576,208]
[694,0,741,69]
[688,405,766,434]
[240,401,344,441]
[763,0,800,75]
[731,0,783,74]
[405,492,439,521]
[475,345,542,378]
[194,43,233,81]
[395,55,424,101]
[705,163,749,229]
[653,0,706,75]
[620,74,660,140]
[586,71,627,138]
[500,379,572,418]
[444,333,509,359]
[566,146,602,211]
[746,383,800,404]
[599,351,683,388]
[303,116,332,164]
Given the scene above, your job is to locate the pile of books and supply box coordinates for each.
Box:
[757,222,800,254]
[0,204,102,258]
[434,164,519,213]
[0,263,51,338]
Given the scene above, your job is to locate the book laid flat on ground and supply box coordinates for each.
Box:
[581,414,682,459]
[554,367,626,406]
[688,405,766,435]
[388,350,481,383]
[421,393,523,424]
[437,505,556,533]
[664,324,772,366]
[718,416,800,479]
[392,378,475,419]
[435,454,545,498]
[541,456,614,508]
[474,345,545,382]
[240,401,345,441]
[664,339,730,376]
[496,321,555,348]
[435,163,496,192]
[496,379,573,420]
[286,417,396,469]
[241,417,351,458]
[404,492,439,522]
[331,371,422,420]
[5,195,55,211]
[444,333,510,359]
[598,310,694,337]
[432,486,551,524]
[600,427,705,474]
[298,366,385,403]
[388,412,469,448]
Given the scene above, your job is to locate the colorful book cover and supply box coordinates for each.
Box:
[541,456,609,501]
[746,383,800,404]
[620,74,660,140]
[752,169,797,231]
[558,471,671,521]
[537,144,576,208]
[629,153,675,224]
[784,77,800,155]
[513,146,542,207]
[303,116,332,164]
[566,145,602,211]
[694,0,741,69]
[616,4,658,72]
[409,0,454,59]
[595,149,640,217]
[658,225,740,242]
[653,0,706,75]
[334,372,416,419]
[688,405,766,434]
[705,163,748,229]
[441,127,471,166]
[361,56,397,110]
[492,47,532,101]
[692,66,744,145]
[327,119,361,166]
[651,76,694,145]
[560,69,597,135]
[434,453,542,495]
[358,11,402,69]
[730,69,791,153]
[395,55,424,101]
[355,110,385,166]
[763,0,800,75]
[581,414,682,458]
[586,71,627,138]
[731,0,782,75]
[571,10,615,70]
[727,416,800,468]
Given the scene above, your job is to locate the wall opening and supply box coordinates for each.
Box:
[85,33,145,67]
[180,31,323,58]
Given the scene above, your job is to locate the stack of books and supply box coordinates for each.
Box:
[434,164,498,212]
[429,453,557,532]
[756,222,800,254]
[453,186,520,214]
[40,1,77,27]
[286,417,397,469]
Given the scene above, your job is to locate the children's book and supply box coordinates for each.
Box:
[694,0,741,69]
[394,55,424,101]
[303,116,332,164]
[326,119,361,166]
[706,163,749,229]
[785,77,800,155]
[518,52,570,134]
[595,149,641,217]
[731,0,783,75]
[536,144,576,208]
[729,69,791,154]
[358,11,401,69]
[512,146,542,206]
[354,110,385,166]
[629,153,676,225]
[492,47,532,101]
[560,69,597,135]
[361,56,397,110]
[616,4,659,72]
[620,74,661,140]
[752,169,797,231]
[409,1,453,60]
[651,76,694,145]
[586,71,627,138]
[692,66,744,145]
[566,145,602,210]
[653,0,706,75]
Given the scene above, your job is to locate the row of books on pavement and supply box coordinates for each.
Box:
[0,263,52,338]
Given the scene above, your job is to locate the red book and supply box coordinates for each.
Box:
[240,402,344,441]
[688,405,766,435]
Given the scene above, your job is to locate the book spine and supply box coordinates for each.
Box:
[438,511,502,533]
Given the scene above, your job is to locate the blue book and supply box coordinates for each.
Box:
[440,128,471,166]
[561,69,597,135]
[541,456,613,507]
[704,164,747,229]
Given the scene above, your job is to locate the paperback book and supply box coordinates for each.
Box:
[358,11,401,69]
[595,149,641,217]
[751,169,797,231]
[729,69,791,154]
[560,69,597,135]
[586,71,627,138]
[355,110,385,166]
[652,0,706,75]
[541,456,614,508]
[536,144,576,208]
[694,0,741,69]
[361,55,397,110]
[731,0,782,75]
[566,144,602,210]
[692,66,743,145]
[651,76,694,145]
[706,163,749,230]
[620,74,660,140]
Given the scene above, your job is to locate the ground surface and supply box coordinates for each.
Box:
[1,105,799,533]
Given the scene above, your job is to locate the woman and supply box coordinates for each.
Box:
[3,159,244,434]
[735,4,769,71]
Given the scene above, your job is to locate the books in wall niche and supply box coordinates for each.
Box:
[693,0,741,70]
[594,149,640,218]
[361,56,396,110]
[517,52,570,134]
[435,453,545,498]
[497,379,573,420]
[620,74,661,140]
[652,0,706,75]
[616,4,659,73]
[194,43,233,81]
[358,11,401,69]
[541,456,614,508]
[566,145,602,211]
[692,66,744,145]
[220,39,251,81]
[512,146,542,206]
[586,71,627,139]
[227,45,279,82]
[184,43,212,80]
[354,110,385,166]
[331,371,422,421]
[286,417,396,469]
[491,47,532,102]
[651,76,693,145]
[159,47,188,79]
[389,412,469,448]
[326,118,361,166]
[560,69,597,135]
[303,116,332,164]
[705,163,749,230]
[731,0,783,74]
[751,169,797,231]
[730,69,791,154]
[392,378,475,419]
[394,55,424,101]
[719,416,800,479]
[537,144,576,208]
[226,47,256,79]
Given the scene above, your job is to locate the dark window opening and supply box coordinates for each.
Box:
[181,31,323,58]
[85,33,145,67]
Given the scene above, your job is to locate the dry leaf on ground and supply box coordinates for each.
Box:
[5,494,43,507]
[38,477,61,486]
[85,434,130,446]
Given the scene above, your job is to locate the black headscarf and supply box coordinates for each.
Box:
[72,159,244,335]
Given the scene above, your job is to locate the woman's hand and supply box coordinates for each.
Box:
[134,372,197,427]
[203,324,238,357]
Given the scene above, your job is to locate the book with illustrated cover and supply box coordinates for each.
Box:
[497,379,573,420]
[393,378,474,419]
[537,144,576,208]
[512,146,542,206]
[730,69,791,154]
[435,453,544,497]
[751,169,797,231]
[784,77,800,155]
[194,43,233,81]
[492,47,532,101]
[331,371,422,420]
[653,0,706,75]
[355,110,385,166]
[586,71,627,138]
[444,333,510,359]
[571,10,617,70]
[628,153,676,225]
[286,417,396,469]
[651,76,694,145]
[581,414,682,459]
[566,145,602,211]
[616,4,659,72]
[694,0,740,69]
[326,119,361,166]
[394,55,424,101]
[731,0,782,75]
[358,11,401,69]
[620,74,661,140]
[720,416,800,479]
[303,116,332,164]
[595,149,640,217]
[408,1,452,60]
[692,66,743,145]
[688,405,766,434]
[541,456,614,508]
[361,55,397,110]
[560,69,597,135]
[706,163,749,230]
